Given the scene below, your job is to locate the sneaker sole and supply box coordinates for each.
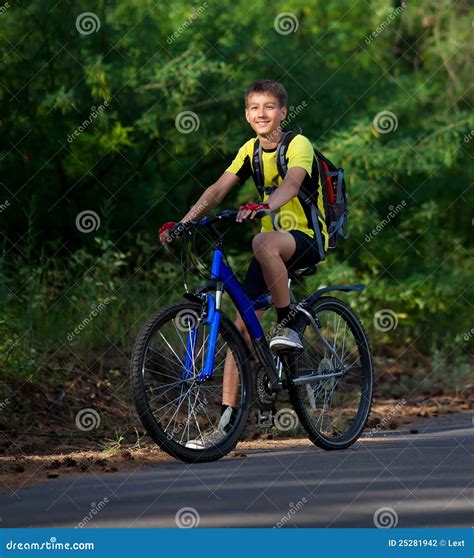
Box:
[185,441,206,450]
[185,431,226,450]
[269,338,304,351]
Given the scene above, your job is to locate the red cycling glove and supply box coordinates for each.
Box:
[158,221,176,236]
[238,202,270,212]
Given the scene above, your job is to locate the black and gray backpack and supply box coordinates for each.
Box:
[250,131,349,260]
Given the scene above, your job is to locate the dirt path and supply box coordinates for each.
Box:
[1,412,472,528]
[1,397,470,495]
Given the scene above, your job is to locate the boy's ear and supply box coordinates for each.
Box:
[245,108,251,124]
[280,106,288,119]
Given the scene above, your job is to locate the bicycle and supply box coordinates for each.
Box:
[130,209,373,463]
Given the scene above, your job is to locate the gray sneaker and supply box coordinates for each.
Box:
[269,326,304,352]
[185,428,226,450]
[185,406,233,450]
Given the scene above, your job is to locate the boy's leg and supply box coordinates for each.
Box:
[222,231,298,407]
[186,309,265,448]
[251,231,296,307]
[222,309,265,407]
[221,253,268,408]
[252,231,308,350]
[191,231,315,447]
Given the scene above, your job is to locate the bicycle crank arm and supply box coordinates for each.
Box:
[296,304,345,368]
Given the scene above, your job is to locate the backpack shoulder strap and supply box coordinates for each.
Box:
[252,131,301,194]
[276,131,298,178]
[251,138,264,198]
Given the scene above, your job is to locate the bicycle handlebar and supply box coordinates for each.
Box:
[169,208,272,239]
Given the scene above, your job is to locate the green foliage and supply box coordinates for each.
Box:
[0,0,472,392]
[0,317,37,381]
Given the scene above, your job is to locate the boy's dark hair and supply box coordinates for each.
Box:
[244,80,288,108]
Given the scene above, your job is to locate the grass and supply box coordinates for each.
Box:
[100,433,125,456]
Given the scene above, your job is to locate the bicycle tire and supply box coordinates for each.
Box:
[130,301,253,463]
[286,296,374,450]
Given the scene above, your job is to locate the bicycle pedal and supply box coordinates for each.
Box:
[273,346,304,355]
[256,409,274,429]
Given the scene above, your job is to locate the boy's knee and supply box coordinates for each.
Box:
[252,233,278,260]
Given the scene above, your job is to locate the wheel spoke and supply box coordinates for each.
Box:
[293,301,372,444]
[143,367,179,381]
[132,304,248,456]
[157,330,185,369]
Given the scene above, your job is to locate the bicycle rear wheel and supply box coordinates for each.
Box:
[130,302,252,462]
[287,296,373,450]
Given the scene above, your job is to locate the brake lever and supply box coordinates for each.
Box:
[170,221,194,239]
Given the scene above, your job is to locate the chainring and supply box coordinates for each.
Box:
[254,366,278,411]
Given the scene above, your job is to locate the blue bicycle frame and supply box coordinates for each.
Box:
[183,246,281,388]
[180,212,365,390]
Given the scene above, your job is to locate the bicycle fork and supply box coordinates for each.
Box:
[182,285,223,382]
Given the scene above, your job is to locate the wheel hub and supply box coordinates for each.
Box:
[318,357,336,391]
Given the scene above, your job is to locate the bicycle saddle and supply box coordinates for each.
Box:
[289,264,317,279]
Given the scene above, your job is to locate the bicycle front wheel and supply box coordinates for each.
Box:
[287,296,373,450]
[130,302,252,463]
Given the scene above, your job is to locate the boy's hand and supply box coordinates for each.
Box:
[236,202,270,223]
[158,221,176,244]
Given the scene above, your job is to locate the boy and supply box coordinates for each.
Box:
[159,80,328,447]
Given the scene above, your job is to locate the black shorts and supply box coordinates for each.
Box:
[242,230,322,301]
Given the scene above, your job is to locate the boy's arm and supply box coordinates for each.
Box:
[266,167,306,211]
[180,171,240,222]
[235,167,306,222]
[236,135,313,221]
[268,134,313,210]
[236,167,306,222]
[159,171,239,243]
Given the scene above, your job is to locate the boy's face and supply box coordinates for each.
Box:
[245,93,287,139]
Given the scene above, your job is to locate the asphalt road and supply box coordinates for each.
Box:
[1,413,472,528]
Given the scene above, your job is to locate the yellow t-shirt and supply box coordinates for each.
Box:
[226,134,328,249]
